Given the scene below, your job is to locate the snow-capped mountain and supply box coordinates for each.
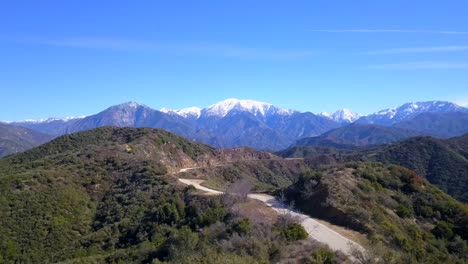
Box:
[319,109,361,123]
[7,99,468,151]
[4,116,84,124]
[356,101,468,126]
[7,99,337,150]
[201,98,296,118]
[161,107,202,119]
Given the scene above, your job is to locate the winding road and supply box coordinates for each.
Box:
[177,168,365,258]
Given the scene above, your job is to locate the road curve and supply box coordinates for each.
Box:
[178,174,365,258]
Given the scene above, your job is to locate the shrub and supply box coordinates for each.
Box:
[396,204,413,218]
[232,218,251,235]
[282,223,308,241]
[308,248,336,264]
[432,221,454,239]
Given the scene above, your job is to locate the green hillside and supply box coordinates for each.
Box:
[0,127,326,263]
[373,134,468,202]
[280,162,468,263]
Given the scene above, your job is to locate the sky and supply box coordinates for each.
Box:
[1,0,468,120]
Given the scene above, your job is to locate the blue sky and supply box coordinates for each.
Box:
[1,0,468,120]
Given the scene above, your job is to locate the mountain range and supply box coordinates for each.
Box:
[0,123,52,158]
[355,101,468,126]
[2,99,468,157]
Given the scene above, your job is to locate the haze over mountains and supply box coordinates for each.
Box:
[2,99,468,157]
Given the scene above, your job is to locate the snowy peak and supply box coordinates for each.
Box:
[161,98,294,119]
[358,101,468,125]
[6,116,85,124]
[331,108,361,123]
[161,107,202,118]
[203,98,295,118]
[320,109,361,123]
[177,107,202,118]
[376,101,465,119]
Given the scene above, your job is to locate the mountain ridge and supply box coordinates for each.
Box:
[356,101,468,126]
[0,123,53,158]
[4,99,468,152]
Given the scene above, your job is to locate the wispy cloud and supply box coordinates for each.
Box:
[369,61,468,70]
[310,29,468,34]
[4,36,315,59]
[367,45,468,55]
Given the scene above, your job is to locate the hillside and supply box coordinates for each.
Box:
[393,112,468,138]
[371,134,468,202]
[0,122,52,158]
[281,133,468,203]
[0,127,331,263]
[295,123,419,148]
[280,163,468,263]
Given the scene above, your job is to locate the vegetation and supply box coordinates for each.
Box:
[280,162,468,263]
[0,127,323,263]
[309,248,336,264]
[280,222,309,241]
[373,134,468,202]
[279,133,468,203]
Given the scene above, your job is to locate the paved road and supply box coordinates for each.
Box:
[177,172,365,258]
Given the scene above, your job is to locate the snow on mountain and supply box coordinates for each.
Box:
[161,98,296,119]
[5,116,85,124]
[202,98,296,118]
[357,101,468,126]
[161,107,201,118]
[319,109,361,123]
[177,107,202,118]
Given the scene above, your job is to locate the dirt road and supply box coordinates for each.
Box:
[178,173,365,258]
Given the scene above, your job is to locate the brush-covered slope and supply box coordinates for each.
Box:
[0,127,319,263]
[0,122,52,158]
[281,163,468,263]
[371,134,468,202]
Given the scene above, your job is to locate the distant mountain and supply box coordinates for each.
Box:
[201,98,297,119]
[393,112,468,138]
[11,99,339,150]
[0,122,52,157]
[9,117,83,135]
[161,106,202,119]
[356,101,468,126]
[372,134,468,202]
[193,99,340,149]
[319,109,361,124]
[9,99,467,151]
[295,123,419,148]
